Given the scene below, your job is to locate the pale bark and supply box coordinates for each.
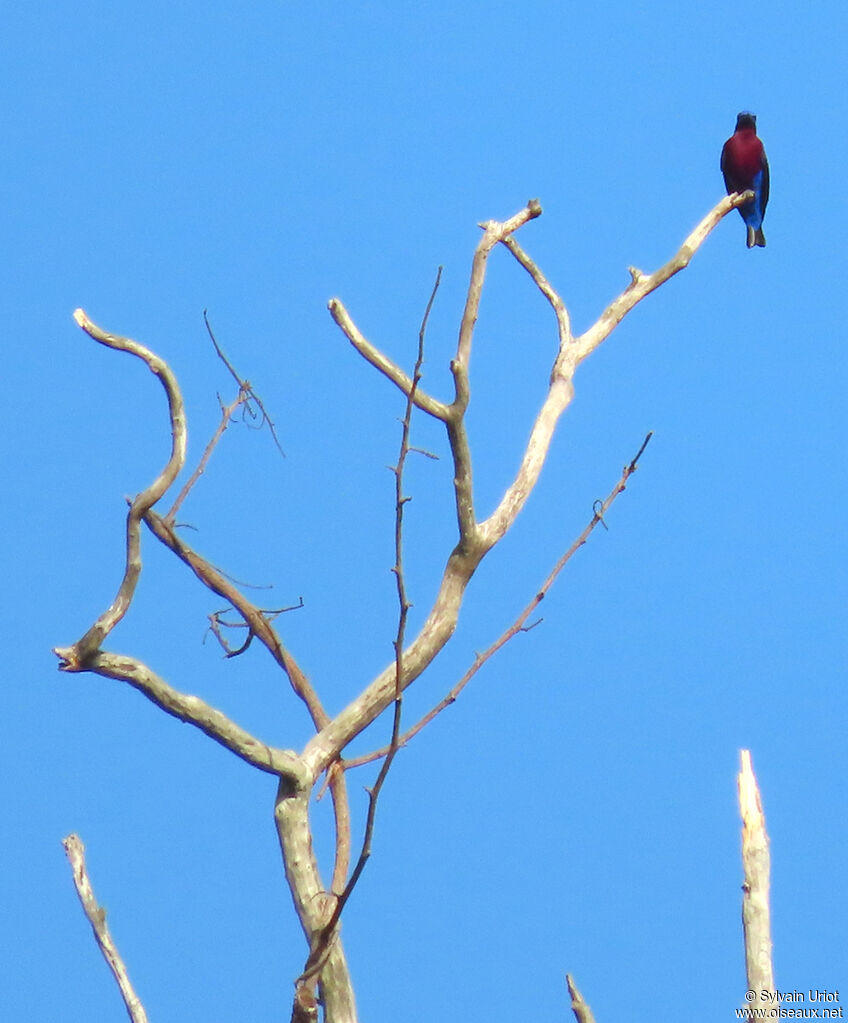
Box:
[55,194,750,1021]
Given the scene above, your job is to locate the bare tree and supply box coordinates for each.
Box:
[54,194,758,1023]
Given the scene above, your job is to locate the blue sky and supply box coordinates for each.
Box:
[3,2,846,1020]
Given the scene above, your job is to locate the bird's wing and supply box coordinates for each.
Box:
[760,150,770,214]
[720,140,739,194]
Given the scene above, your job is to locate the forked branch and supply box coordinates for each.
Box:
[343,432,652,769]
[305,194,736,779]
[481,193,745,547]
[57,194,747,1023]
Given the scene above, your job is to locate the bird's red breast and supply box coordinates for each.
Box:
[722,131,764,182]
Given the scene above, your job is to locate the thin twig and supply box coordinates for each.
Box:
[501,232,573,351]
[143,509,328,728]
[204,309,286,457]
[343,432,652,769]
[207,599,304,658]
[165,390,250,525]
[738,750,775,1001]
[297,268,441,988]
[62,834,150,1023]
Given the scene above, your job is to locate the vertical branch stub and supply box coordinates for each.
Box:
[738,749,775,1001]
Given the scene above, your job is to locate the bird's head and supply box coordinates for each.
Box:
[735,112,757,131]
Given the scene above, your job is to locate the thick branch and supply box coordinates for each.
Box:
[63,834,150,1023]
[301,546,479,778]
[87,651,306,780]
[476,232,576,546]
[478,374,574,548]
[315,192,736,777]
[481,194,745,547]
[55,311,186,668]
[738,749,774,999]
[275,777,357,1023]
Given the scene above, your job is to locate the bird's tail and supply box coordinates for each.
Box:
[746,226,766,248]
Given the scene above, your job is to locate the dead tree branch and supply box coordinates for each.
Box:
[143,509,328,729]
[54,311,186,669]
[328,300,449,422]
[89,651,306,778]
[566,974,598,1023]
[165,390,248,525]
[203,309,286,456]
[343,432,652,769]
[62,834,150,1023]
[57,195,746,1023]
[275,774,357,1022]
[296,269,442,1000]
[304,194,737,780]
[574,191,753,364]
[738,749,775,1001]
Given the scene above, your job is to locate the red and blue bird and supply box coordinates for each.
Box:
[721,112,770,248]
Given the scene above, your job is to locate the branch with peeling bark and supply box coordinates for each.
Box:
[91,650,305,777]
[563,747,777,1023]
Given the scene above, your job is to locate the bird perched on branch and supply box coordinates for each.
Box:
[721,112,770,248]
